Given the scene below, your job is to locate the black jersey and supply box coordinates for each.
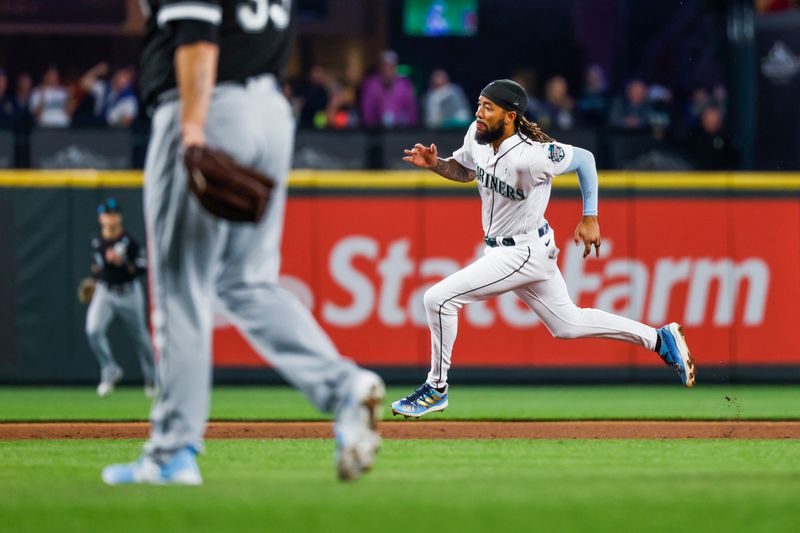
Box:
[90,232,147,286]
[139,0,295,109]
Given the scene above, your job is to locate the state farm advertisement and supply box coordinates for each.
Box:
[213,196,800,368]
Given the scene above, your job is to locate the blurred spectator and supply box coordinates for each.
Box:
[536,75,574,130]
[685,87,710,129]
[0,69,12,127]
[576,64,609,127]
[360,50,418,128]
[325,80,359,129]
[0,71,34,129]
[422,69,470,129]
[609,79,652,130]
[326,82,359,129]
[511,68,542,121]
[685,84,727,130]
[105,67,139,127]
[72,62,108,126]
[647,84,673,138]
[690,106,739,170]
[325,58,365,129]
[13,73,33,128]
[30,67,71,127]
[299,65,330,128]
[79,64,139,127]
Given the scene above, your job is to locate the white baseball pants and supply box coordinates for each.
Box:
[424,227,658,388]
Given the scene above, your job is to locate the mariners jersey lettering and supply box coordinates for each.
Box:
[91,233,147,285]
[474,165,526,201]
[452,121,574,238]
[139,0,294,108]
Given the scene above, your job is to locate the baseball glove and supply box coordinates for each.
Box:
[78,278,96,304]
[184,145,275,223]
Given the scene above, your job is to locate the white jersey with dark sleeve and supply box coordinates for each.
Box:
[451,121,575,238]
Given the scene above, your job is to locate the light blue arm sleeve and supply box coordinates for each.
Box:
[561,147,598,216]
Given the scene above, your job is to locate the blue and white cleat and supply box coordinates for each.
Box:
[391,383,448,418]
[102,446,203,486]
[656,322,697,387]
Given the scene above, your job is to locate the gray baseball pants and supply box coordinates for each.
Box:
[143,76,359,459]
[85,281,155,383]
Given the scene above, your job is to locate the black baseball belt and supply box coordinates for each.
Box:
[484,222,550,248]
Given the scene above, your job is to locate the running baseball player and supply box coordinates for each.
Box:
[79,198,155,398]
[103,0,384,485]
[392,79,696,418]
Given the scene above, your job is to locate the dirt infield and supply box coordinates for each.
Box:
[1,420,799,440]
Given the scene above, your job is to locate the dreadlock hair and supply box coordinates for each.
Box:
[515,115,555,143]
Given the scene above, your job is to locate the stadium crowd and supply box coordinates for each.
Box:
[287,50,733,159]
[0,50,737,169]
[0,63,138,130]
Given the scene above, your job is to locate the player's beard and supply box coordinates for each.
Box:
[474,120,505,145]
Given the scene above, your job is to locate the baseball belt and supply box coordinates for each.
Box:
[484,222,550,248]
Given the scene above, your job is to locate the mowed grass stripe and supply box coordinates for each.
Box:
[0,385,797,421]
[0,439,798,533]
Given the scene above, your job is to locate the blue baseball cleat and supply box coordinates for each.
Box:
[102,445,203,485]
[656,322,697,387]
[391,383,448,418]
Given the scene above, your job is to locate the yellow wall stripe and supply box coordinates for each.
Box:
[0,171,144,188]
[0,170,799,190]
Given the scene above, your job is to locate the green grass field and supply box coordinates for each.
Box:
[1,385,798,532]
[1,439,798,532]
[1,385,797,421]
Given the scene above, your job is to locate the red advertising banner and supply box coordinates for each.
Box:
[213,195,800,368]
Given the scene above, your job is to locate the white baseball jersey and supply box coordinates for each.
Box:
[452,121,574,238]
[415,121,660,390]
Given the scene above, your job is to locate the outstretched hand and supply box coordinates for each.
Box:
[403,143,439,169]
[574,215,601,258]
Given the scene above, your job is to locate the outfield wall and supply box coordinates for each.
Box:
[1,171,799,383]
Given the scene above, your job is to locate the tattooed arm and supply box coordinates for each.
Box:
[402,143,476,183]
[432,157,476,183]
[175,41,219,147]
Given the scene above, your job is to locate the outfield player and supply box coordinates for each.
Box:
[103,0,384,485]
[392,79,696,418]
[83,198,155,398]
